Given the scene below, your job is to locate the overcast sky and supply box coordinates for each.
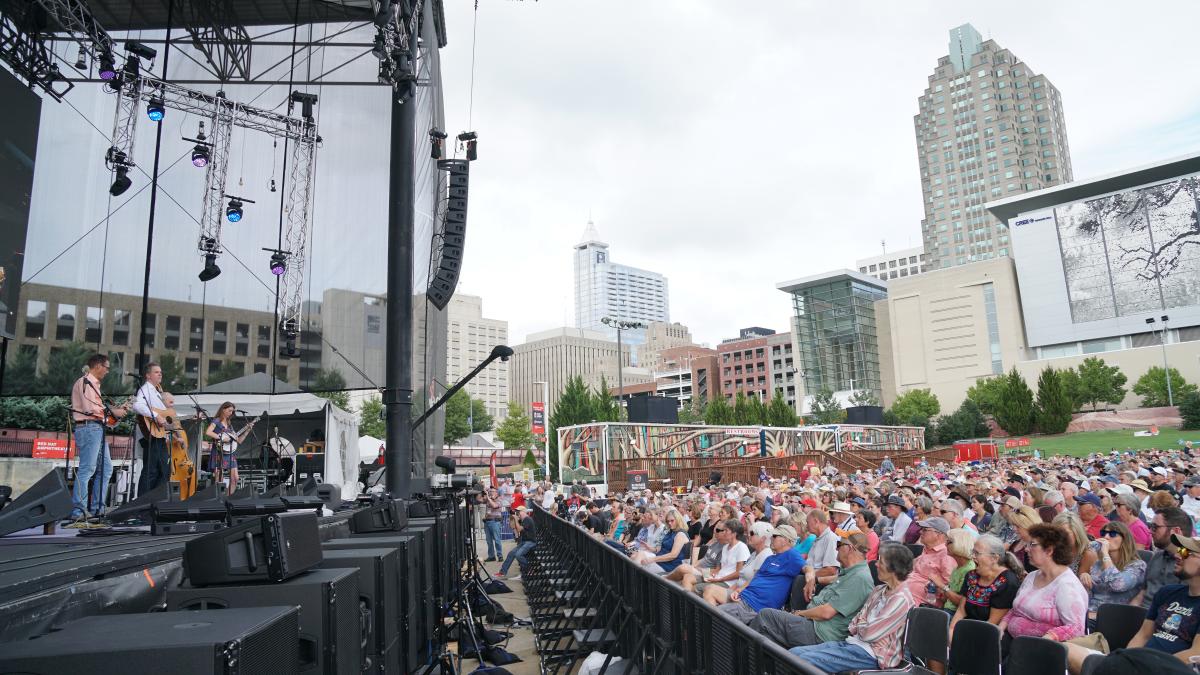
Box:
[435,0,1200,348]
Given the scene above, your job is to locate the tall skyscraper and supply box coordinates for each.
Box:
[446,294,509,421]
[573,220,670,355]
[915,23,1073,271]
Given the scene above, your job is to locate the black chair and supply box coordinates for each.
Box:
[948,619,1002,675]
[787,574,807,612]
[843,606,949,675]
[905,543,924,558]
[1007,636,1067,675]
[1095,603,1147,650]
[1080,653,1105,675]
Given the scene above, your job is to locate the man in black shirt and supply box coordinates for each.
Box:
[498,505,537,580]
[586,501,612,535]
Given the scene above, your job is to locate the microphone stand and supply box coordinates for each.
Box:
[236,411,264,494]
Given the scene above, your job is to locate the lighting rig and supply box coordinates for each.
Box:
[371,0,423,97]
[277,91,320,359]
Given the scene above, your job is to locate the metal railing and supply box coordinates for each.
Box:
[525,505,828,674]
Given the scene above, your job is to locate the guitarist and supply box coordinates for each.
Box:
[132,362,169,495]
[69,353,129,521]
[205,402,254,490]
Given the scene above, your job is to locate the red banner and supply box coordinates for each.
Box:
[531,402,545,435]
[1004,437,1031,448]
[32,438,74,459]
[489,450,498,487]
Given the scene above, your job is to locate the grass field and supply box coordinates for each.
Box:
[1011,428,1200,458]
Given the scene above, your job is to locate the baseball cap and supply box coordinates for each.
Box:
[917,516,950,534]
[1003,496,1023,511]
[839,531,870,553]
[750,521,774,539]
[771,524,799,543]
[850,497,867,508]
[1076,493,1103,508]
[1008,473,1026,484]
[1101,475,1119,484]
[1186,476,1200,487]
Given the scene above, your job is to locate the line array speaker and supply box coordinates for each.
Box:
[428,158,469,310]
[0,468,73,537]
[349,498,407,534]
[0,606,300,674]
[184,511,322,586]
[317,547,402,674]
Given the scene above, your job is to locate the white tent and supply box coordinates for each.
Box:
[358,435,384,463]
[182,391,360,499]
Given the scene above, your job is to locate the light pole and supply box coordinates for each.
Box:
[601,317,644,413]
[533,380,550,481]
[1146,315,1174,406]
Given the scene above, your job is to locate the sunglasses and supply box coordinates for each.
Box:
[1178,547,1192,560]
[1101,530,1122,538]
[714,528,726,533]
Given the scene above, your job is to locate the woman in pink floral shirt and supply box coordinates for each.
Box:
[999,523,1088,652]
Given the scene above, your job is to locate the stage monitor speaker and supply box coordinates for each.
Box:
[627,395,679,424]
[317,548,401,674]
[845,405,884,425]
[0,469,73,537]
[226,496,289,517]
[298,476,319,496]
[114,480,185,522]
[349,499,407,534]
[186,481,227,502]
[0,606,300,674]
[168,568,360,675]
[315,483,342,511]
[427,159,470,310]
[154,499,229,523]
[184,511,322,586]
[228,484,255,499]
[323,533,431,672]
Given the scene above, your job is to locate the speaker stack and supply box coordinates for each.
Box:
[0,469,73,537]
[428,158,470,310]
[317,548,402,673]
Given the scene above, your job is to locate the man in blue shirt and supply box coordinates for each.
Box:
[718,524,806,625]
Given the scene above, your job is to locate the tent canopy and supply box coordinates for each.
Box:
[358,435,384,463]
[196,372,301,394]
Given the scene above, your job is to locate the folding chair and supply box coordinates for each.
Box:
[1007,636,1067,675]
[905,543,924,558]
[844,606,949,675]
[1080,653,1105,675]
[947,619,1002,675]
[1094,603,1147,651]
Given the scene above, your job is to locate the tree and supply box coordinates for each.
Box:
[1181,391,1200,430]
[205,360,246,387]
[592,375,622,422]
[39,341,91,395]
[310,367,350,410]
[704,396,734,425]
[1132,366,1198,408]
[936,399,989,444]
[808,387,844,425]
[1059,367,1083,412]
[966,377,1007,416]
[0,396,69,431]
[765,390,799,427]
[1077,357,1127,410]
[157,352,193,393]
[549,375,597,455]
[848,389,879,407]
[495,401,535,450]
[470,398,494,433]
[732,392,753,425]
[890,389,941,424]
[1034,366,1074,435]
[994,367,1035,435]
[3,347,38,395]
[677,395,706,424]
[358,395,385,439]
[443,389,473,443]
[746,394,767,426]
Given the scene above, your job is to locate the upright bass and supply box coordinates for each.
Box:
[148,404,196,500]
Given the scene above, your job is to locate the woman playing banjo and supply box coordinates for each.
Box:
[205,402,258,490]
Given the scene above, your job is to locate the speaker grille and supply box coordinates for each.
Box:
[227,607,299,674]
[332,571,361,673]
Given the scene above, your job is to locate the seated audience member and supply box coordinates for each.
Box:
[1081,519,1147,630]
[751,531,875,649]
[950,534,1024,635]
[903,516,959,608]
[941,498,978,534]
[905,497,936,544]
[1078,493,1110,540]
[717,524,805,624]
[665,518,747,592]
[788,543,916,671]
[605,502,627,541]
[1067,532,1200,674]
[623,507,665,556]
[855,509,880,561]
[1006,506,1042,572]
[941,529,977,614]
[1000,523,1089,648]
[1113,493,1153,550]
[703,521,773,606]
[884,495,912,543]
[585,501,611,534]
[1138,506,1191,608]
[799,509,841,604]
[1053,511,1099,575]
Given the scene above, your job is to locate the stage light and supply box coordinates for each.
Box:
[146,97,165,122]
[98,53,116,80]
[191,144,209,167]
[458,131,478,161]
[225,198,243,222]
[269,252,287,276]
[125,41,158,61]
[198,253,221,282]
[110,166,131,196]
[74,46,86,70]
[429,128,447,159]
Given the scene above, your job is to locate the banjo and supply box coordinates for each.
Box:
[213,412,266,456]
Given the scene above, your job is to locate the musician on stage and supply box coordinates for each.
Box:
[68,353,128,521]
[205,402,244,490]
[131,362,169,495]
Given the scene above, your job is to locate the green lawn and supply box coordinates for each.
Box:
[1012,428,1200,458]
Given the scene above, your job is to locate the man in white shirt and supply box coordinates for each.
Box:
[800,510,841,605]
[131,363,169,496]
[883,496,911,543]
[1182,476,1200,523]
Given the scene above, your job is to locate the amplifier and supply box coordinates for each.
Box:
[184,511,322,586]
[317,547,402,674]
[168,568,361,674]
[0,606,300,674]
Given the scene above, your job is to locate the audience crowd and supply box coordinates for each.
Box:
[483,443,1200,674]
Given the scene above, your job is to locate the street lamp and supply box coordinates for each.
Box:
[600,317,645,412]
[1145,315,1174,406]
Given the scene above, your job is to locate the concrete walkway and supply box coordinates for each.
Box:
[456,535,540,674]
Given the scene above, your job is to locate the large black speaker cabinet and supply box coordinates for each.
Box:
[845,405,885,425]
[323,532,432,672]
[428,158,470,310]
[317,548,402,674]
[349,498,407,534]
[315,483,341,511]
[627,395,679,424]
[0,468,73,536]
[0,606,300,674]
[187,481,228,502]
[105,481,171,524]
[184,511,322,586]
[168,568,361,675]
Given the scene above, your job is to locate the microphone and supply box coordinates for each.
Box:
[124,371,143,379]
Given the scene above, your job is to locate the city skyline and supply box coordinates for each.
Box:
[440,2,1200,349]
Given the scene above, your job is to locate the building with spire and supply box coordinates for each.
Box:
[572,220,669,360]
[915,23,1072,271]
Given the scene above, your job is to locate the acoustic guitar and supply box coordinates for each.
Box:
[101,395,137,429]
[141,406,183,439]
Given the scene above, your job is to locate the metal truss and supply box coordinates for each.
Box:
[374,0,423,95]
[30,0,114,62]
[0,9,73,100]
[195,92,235,259]
[277,116,318,349]
[176,0,251,82]
[106,72,141,168]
